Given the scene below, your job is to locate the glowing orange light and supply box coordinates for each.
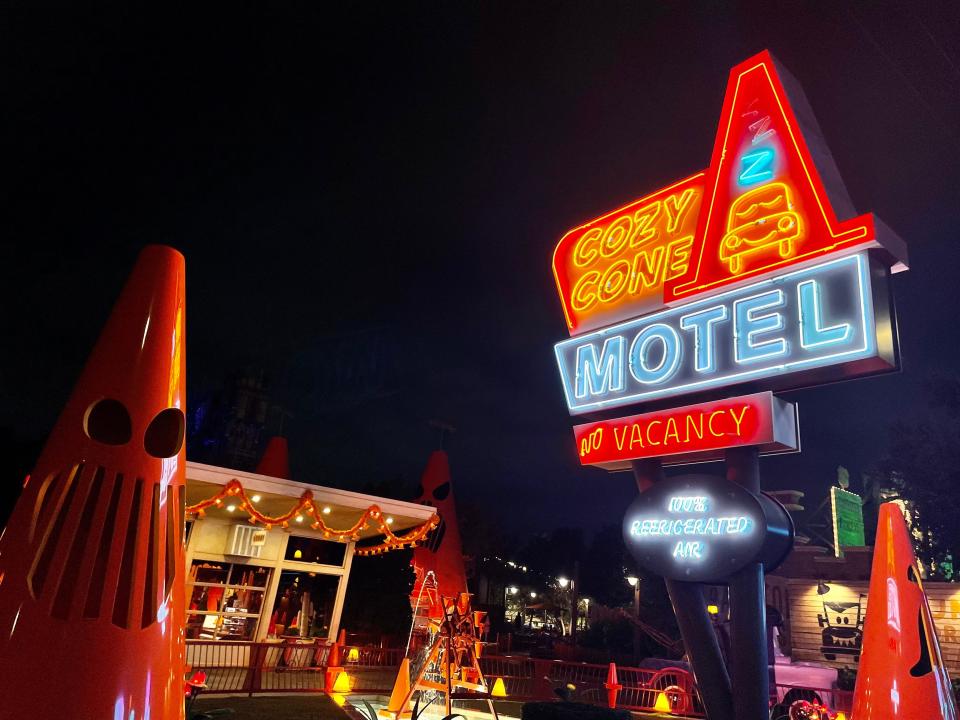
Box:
[553,175,704,335]
[332,670,351,693]
[654,691,672,712]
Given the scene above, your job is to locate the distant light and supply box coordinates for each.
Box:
[626,576,639,587]
[507,586,518,595]
[386,517,394,525]
[558,577,569,588]
[294,549,303,559]
[251,495,261,503]
[226,504,236,512]
[530,591,537,599]
[707,604,719,615]
[507,560,516,567]
[295,515,304,523]
[521,566,528,572]
[322,506,332,515]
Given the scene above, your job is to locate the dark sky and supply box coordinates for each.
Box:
[3,3,960,537]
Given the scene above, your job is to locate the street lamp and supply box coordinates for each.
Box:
[529,591,537,599]
[626,576,641,662]
[557,576,569,589]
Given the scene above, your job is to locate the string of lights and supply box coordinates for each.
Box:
[185,479,438,555]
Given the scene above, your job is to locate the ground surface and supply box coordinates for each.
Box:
[192,694,347,720]
[191,696,670,720]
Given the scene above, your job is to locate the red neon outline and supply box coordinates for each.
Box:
[666,52,874,301]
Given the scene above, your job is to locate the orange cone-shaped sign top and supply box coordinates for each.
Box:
[256,436,290,479]
[851,503,958,719]
[0,246,187,720]
[411,450,467,599]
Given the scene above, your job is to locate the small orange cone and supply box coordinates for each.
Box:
[491,677,507,698]
[325,639,344,691]
[603,662,622,709]
[382,658,413,718]
[337,629,347,646]
[327,640,341,668]
[653,691,671,713]
[851,503,958,719]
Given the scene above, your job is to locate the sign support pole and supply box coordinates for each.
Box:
[725,446,770,720]
[631,459,734,720]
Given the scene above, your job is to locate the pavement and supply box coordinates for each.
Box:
[191,695,675,720]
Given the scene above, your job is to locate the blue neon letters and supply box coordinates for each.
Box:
[557,253,890,414]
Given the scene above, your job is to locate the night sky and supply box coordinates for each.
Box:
[4,3,960,537]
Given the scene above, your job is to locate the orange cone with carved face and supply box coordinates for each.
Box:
[851,503,958,719]
[411,450,467,602]
[0,246,187,719]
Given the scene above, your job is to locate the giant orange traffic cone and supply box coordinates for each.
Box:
[0,246,187,720]
[256,436,291,479]
[380,658,413,718]
[411,450,468,602]
[851,503,958,719]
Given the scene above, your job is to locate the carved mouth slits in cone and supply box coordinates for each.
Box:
[27,464,181,629]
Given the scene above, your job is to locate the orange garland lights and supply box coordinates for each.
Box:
[185,479,439,555]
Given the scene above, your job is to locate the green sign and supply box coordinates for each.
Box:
[831,487,865,556]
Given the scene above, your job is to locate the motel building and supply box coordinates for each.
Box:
[182,439,435,679]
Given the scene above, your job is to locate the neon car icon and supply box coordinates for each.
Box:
[720,182,804,274]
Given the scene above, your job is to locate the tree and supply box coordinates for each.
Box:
[875,374,960,576]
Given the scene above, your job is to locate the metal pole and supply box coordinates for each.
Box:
[725,446,769,720]
[631,459,734,720]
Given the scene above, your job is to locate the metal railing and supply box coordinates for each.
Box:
[773,682,853,717]
[185,640,401,695]
[477,655,703,717]
[185,640,848,719]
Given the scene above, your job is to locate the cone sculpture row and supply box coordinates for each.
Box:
[0,246,187,719]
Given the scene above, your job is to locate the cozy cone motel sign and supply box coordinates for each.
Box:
[552,50,905,480]
[550,50,906,718]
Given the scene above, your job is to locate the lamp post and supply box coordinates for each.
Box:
[627,576,640,661]
[505,585,518,623]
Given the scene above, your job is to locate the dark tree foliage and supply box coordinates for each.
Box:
[876,374,960,576]
[580,524,632,608]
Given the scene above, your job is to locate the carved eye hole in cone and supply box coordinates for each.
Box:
[144,408,185,458]
[432,481,451,501]
[85,398,132,445]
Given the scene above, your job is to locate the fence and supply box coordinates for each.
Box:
[185,640,401,695]
[773,683,853,717]
[477,655,703,717]
[186,641,847,718]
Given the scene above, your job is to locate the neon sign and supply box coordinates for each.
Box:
[574,392,798,470]
[552,175,704,335]
[552,50,906,338]
[623,475,793,583]
[555,252,896,415]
